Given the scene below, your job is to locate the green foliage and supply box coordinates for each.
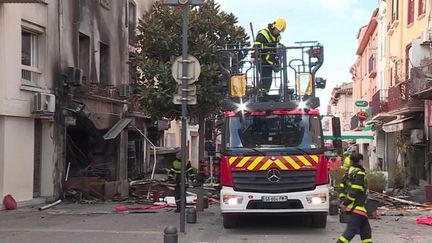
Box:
[132,0,249,120]
[393,164,410,189]
[366,171,387,192]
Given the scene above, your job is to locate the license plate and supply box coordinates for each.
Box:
[261,196,288,202]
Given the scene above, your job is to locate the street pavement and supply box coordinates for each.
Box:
[0,202,431,243]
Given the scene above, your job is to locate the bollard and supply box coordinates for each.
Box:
[186,207,197,224]
[164,226,178,243]
[203,196,209,209]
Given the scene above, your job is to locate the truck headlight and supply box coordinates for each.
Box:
[223,195,243,205]
[306,193,327,204]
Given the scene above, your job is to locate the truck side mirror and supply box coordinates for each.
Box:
[331,117,341,138]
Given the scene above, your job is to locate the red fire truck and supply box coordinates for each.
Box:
[218,42,341,228]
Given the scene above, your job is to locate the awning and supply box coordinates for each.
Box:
[103,118,132,140]
[382,116,416,133]
[323,131,374,141]
[363,124,373,131]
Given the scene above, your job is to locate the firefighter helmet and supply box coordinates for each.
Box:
[273,18,287,32]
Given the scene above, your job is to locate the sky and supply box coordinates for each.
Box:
[215,0,378,111]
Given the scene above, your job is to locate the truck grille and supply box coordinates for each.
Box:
[232,170,316,193]
[247,199,304,210]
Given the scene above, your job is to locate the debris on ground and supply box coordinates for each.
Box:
[416,216,432,226]
[63,189,100,204]
[39,200,62,211]
[368,190,432,218]
[114,204,169,212]
[369,190,425,207]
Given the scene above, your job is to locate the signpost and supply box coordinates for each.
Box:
[172,55,200,105]
[163,0,206,234]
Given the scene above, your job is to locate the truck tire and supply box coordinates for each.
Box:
[311,214,327,228]
[223,214,238,229]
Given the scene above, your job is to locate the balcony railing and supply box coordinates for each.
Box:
[21,65,41,85]
[387,81,423,112]
[368,55,377,78]
[410,66,432,99]
[371,89,388,116]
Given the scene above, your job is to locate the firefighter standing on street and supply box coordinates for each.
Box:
[337,153,373,243]
[169,152,194,213]
[251,18,286,96]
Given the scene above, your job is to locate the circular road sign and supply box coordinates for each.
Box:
[171,55,201,84]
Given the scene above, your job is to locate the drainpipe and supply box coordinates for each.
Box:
[54,0,66,198]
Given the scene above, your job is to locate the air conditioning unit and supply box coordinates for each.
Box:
[411,129,424,144]
[65,67,82,86]
[421,30,432,45]
[31,93,55,115]
[118,84,130,98]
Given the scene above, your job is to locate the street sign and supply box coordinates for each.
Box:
[172,55,201,84]
[173,94,197,105]
[355,100,369,108]
[177,85,197,96]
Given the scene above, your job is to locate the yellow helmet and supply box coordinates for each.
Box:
[273,18,287,32]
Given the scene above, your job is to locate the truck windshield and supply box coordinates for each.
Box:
[225,114,323,150]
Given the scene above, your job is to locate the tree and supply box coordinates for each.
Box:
[133,0,249,160]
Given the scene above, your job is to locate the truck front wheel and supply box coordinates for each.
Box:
[311,214,327,228]
[223,214,239,229]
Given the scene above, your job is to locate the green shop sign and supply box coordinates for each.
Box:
[355,100,368,108]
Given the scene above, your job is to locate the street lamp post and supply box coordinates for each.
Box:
[163,0,206,233]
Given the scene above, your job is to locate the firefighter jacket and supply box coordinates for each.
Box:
[343,155,351,171]
[251,25,281,65]
[169,159,193,185]
[338,164,368,217]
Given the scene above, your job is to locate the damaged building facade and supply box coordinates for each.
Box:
[0,0,156,206]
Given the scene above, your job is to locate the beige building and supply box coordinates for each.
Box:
[0,0,155,207]
[327,82,354,132]
[165,121,200,169]
[0,0,58,206]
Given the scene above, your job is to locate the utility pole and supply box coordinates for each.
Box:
[164,0,206,233]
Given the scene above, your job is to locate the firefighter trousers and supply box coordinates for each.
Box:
[258,64,273,92]
[337,213,372,243]
[174,182,187,211]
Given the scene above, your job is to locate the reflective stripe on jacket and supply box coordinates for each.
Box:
[169,159,193,183]
[252,28,281,65]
